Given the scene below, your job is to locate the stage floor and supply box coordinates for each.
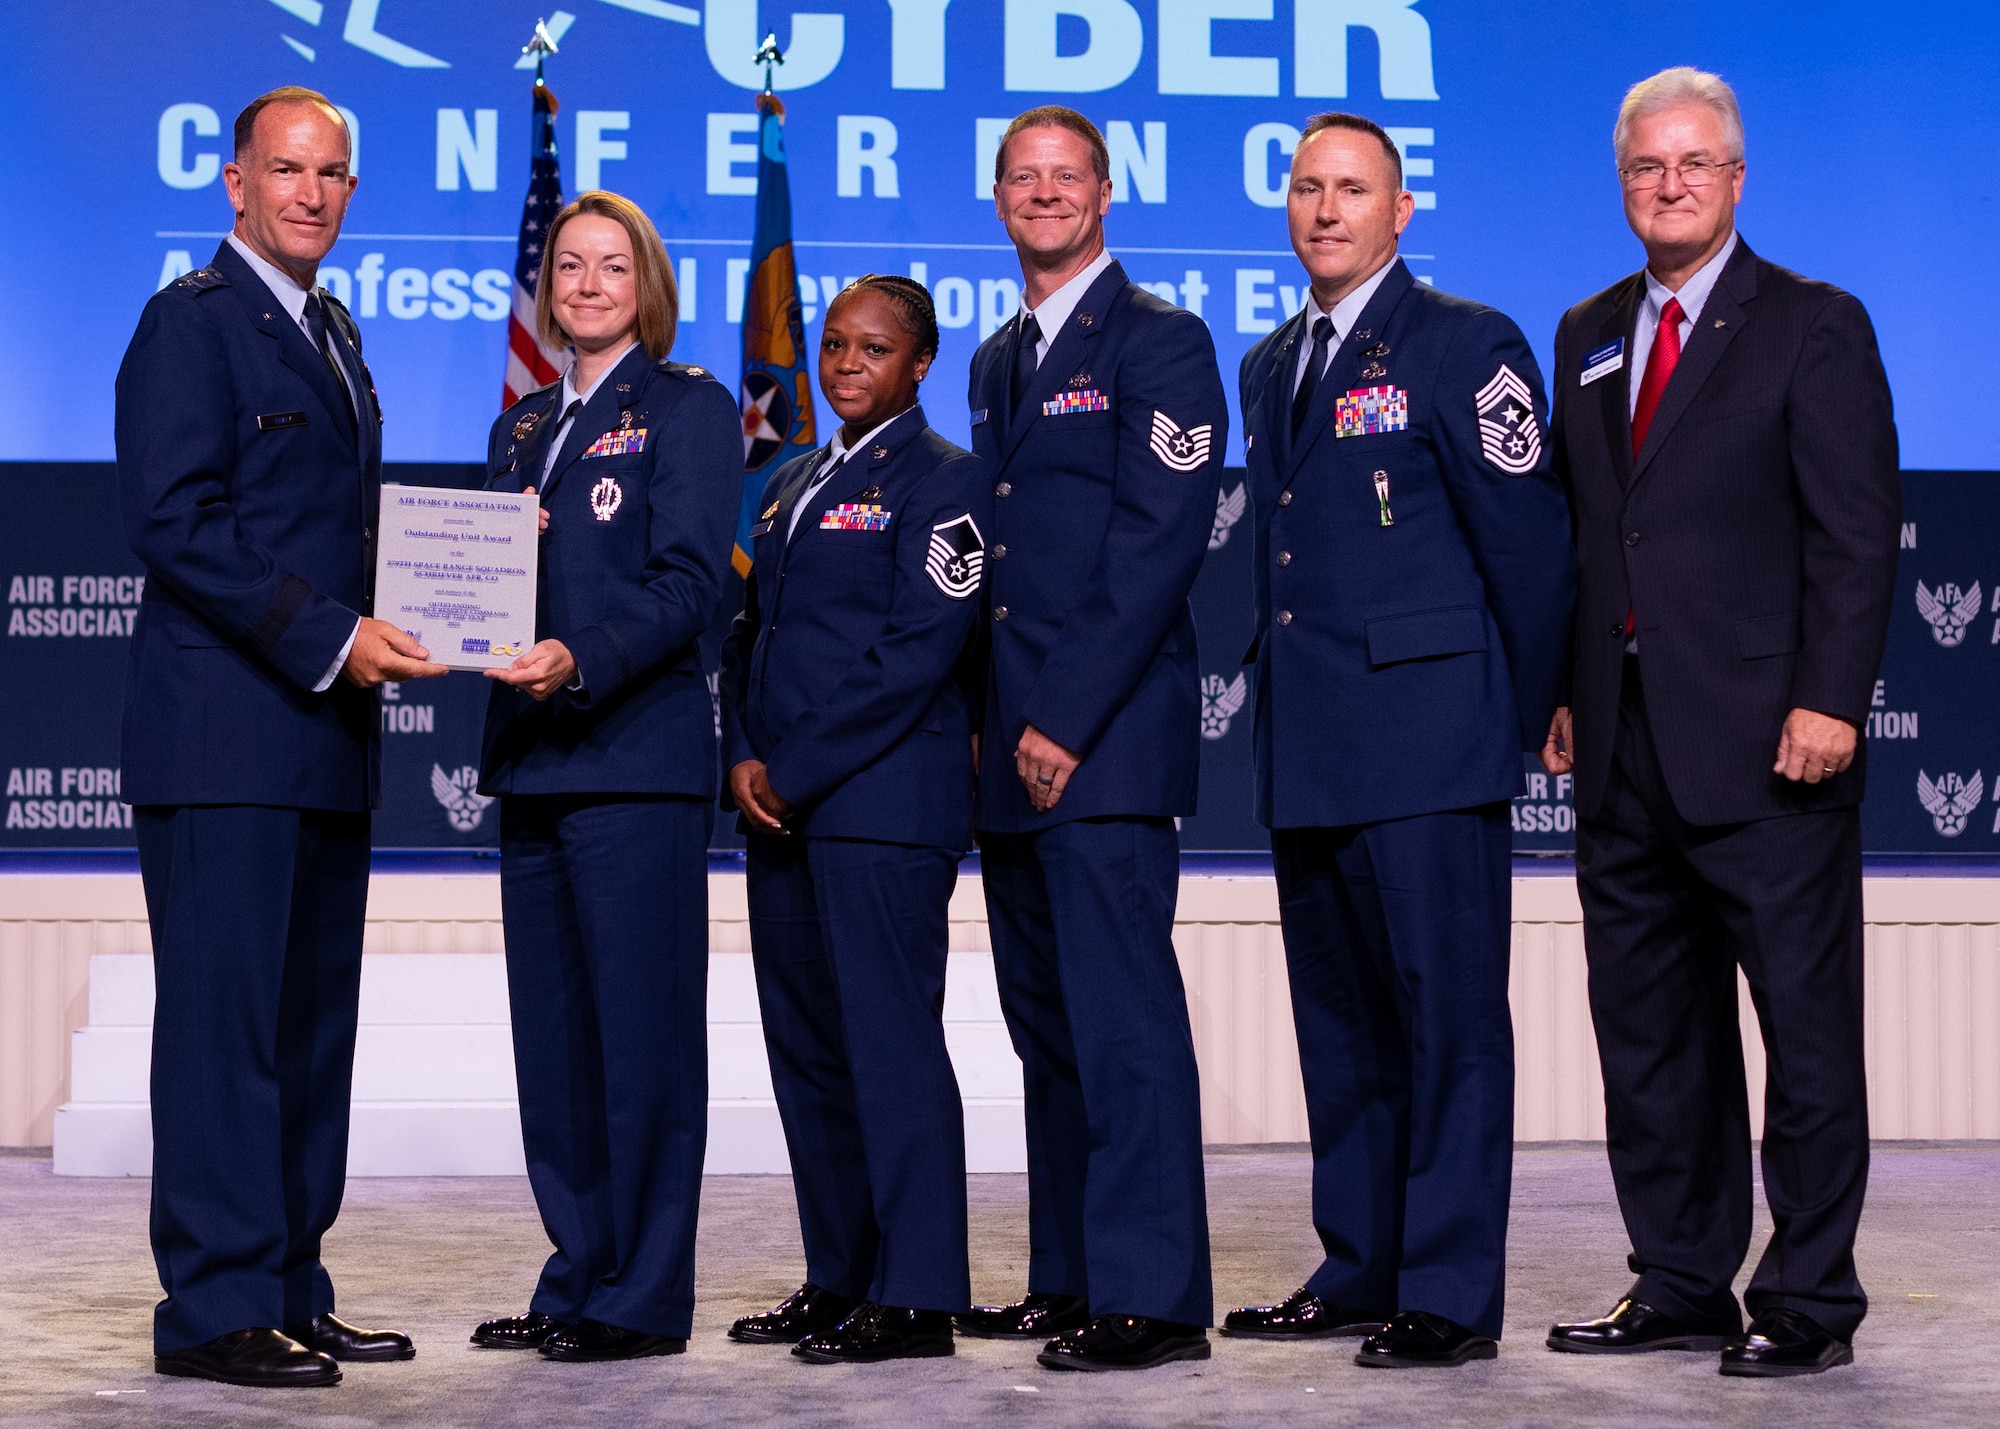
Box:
[1,1147,1992,1426]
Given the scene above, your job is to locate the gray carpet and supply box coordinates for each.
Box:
[1,1146,1992,1425]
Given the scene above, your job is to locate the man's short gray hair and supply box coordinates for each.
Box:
[1613,67,1744,162]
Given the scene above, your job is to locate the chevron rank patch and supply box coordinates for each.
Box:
[1474,365,1542,474]
[1149,411,1213,472]
[581,427,648,459]
[1335,385,1409,437]
[925,514,985,599]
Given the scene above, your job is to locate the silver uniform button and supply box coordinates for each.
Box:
[994,606,1009,621]
[996,481,1013,497]
[993,544,1007,559]
[1276,551,1292,567]
[1276,610,1293,626]
[1277,491,1293,506]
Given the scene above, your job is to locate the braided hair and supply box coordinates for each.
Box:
[829,274,940,363]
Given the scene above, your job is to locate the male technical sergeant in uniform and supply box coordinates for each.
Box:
[115,87,445,1389]
[953,107,1226,1373]
[1225,113,1573,1368]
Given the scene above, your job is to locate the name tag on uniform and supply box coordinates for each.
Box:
[1580,339,1625,386]
[1334,386,1409,437]
[257,410,308,430]
[970,408,989,426]
[1043,389,1110,416]
[750,520,774,538]
[820,503,892,531]
[581,427,648,458]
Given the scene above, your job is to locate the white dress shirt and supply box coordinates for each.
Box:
[1017,248,1117,368]
[227,233,363,692]
[1629,230,1738,416]
[1292,255,1398,394]
[786,407,916,541]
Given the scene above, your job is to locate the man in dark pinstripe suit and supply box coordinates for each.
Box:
[1539,68,1900,1378]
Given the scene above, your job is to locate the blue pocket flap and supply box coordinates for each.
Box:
[1364,606,1488,666]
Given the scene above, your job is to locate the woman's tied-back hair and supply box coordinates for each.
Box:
[831,274,941,364]
[535,191,680,360]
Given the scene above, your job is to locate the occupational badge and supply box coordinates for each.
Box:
[1148,411,1213,472]
[589,475,623,522]
[925,514,986,599]
[512,410,542,441]
[1473,365,1542,474]
[1334,386,1409,437]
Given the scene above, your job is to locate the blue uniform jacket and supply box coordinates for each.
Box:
[478,344,740,798]
[967,260,1228,832]
[719,406,991,849]
[1239,259,1575,829]
[116,240,383,811]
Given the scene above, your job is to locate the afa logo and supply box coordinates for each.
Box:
[1914,579,1983,647]
[1200,673,1248,740]
[1209,483,1246,550]
[431,763,494,833]
[1917,768,1983,838]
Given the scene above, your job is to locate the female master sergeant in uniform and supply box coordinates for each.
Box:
[467,192,740,1362]
[720,276,993,1363]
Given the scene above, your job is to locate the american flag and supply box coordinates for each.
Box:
[503,78,568,409]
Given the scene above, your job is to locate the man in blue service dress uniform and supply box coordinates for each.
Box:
[115,88,446,1389]
[952,108,1227,1373]
[1223,114,1574,1369]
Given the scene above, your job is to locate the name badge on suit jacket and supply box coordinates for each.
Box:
[1580,339,1625,386]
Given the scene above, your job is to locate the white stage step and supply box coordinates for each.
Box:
[55,952,1027,1177]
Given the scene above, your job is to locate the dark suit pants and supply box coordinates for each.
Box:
[1272,808,1515,1339]
[745,834,970,1311]
[979,817,1212,1327]
[1576,660,1869,1339]
[499,795,711,1339]
[137,804,370,1353]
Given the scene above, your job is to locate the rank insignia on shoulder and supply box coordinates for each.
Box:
[1149,410,1213,471]
[926,514,985,599]
[513,411,543,440]
[687,365,707,376]
[819,503,892,532]
[761,500,781,521]
[581,427,648,459]
[1474,365,1543,474]
[1044,389,1111,416]
[1335,386,1409,438]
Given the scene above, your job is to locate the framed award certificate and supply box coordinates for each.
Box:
[373,485,538,671]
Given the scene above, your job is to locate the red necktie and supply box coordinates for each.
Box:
[1630,296,1684,457]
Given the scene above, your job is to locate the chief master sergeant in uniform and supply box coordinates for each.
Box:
[1223,113,1574,1369]
[115,87,446,1389]
[953,107,1227,1372]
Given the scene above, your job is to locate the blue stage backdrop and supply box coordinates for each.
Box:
[2,1,1997,468]
[3,467,1995,852]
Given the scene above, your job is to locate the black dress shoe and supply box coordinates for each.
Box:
[539,1319,688,1363]
[729,1283,859,1344]
[1719,1308,1853,1378]
[955,1291,1091,1340]
[1222,1287,1389,1340]
[286,1312,415,1362]
[472,1311,572,1350]
[793,1304,957,1363]
[1036,1314,1211,1372]
[1354,1311,1498,1368]
[154,1328,341,1388]
[1547,1297,1734,1355]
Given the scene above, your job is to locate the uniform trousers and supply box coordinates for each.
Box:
[745,834,969,1311]
[499,794,711,1339]
[978,816,1212,1327]
[137,803,371,1353]
[1576,657,1869,1339]
[1271,806,1515,1339]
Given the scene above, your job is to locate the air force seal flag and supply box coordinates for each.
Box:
[926,513,985,600]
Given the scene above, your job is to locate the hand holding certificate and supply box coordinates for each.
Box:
[374,485,539,672]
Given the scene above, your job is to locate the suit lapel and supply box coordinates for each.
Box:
[1598,275,1645,489]
[1287,260,1415,479]
[995,261,1125,472]
[1630,239,1758,484]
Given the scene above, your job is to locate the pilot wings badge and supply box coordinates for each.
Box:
[1914,579,1984,647]
[1209,483,1247,550]
[1474,365,1543,474]
[1149,411,1213,472]
[1200,673,1248,739]
[925,514,985,600]
[431,763,495,834]
[1917,768,1984,837]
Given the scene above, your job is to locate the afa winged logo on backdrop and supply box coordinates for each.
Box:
[1916,769,1985,838]
[1914,579,1985,647]
[432,762,494,833]
[1209,483,1246,550]
[1201,673,1248,739]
